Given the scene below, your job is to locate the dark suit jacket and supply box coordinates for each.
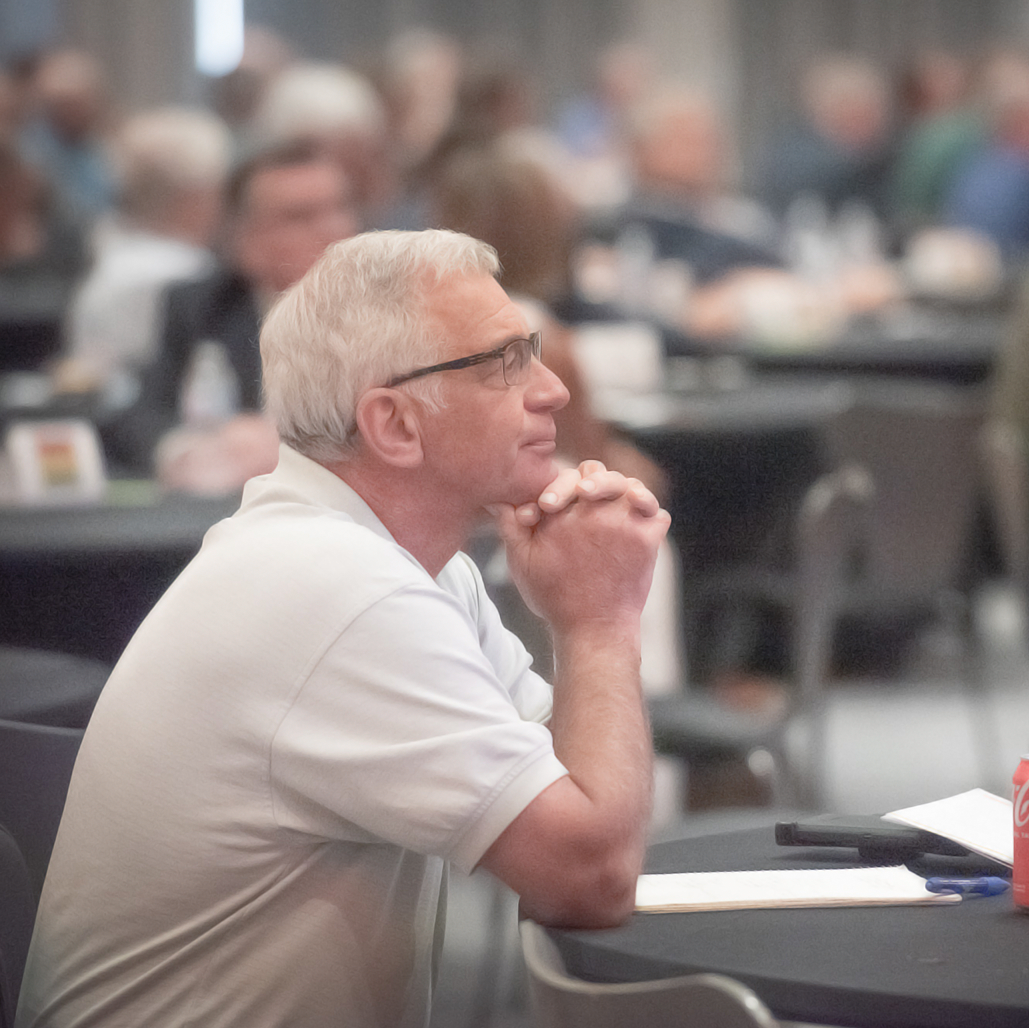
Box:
[102,268,262,474]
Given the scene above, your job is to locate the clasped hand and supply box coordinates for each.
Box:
[493,461,670,632]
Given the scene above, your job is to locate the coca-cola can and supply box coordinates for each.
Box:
[1013,755,1029,909]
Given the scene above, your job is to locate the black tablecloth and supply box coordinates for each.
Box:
[663,311,1002,386]
[552,826,1029,1028]
[607,379,847,572]
[0,492,239,662]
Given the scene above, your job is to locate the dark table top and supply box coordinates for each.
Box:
[602,375,853,439]
[0,487,240,662]
[551,825,1029,1028]
[738,315,1001,385]
[0,487,240,558]
[663,308,1003,387]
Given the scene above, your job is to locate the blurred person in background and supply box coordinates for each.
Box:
[414,49,580,222]
[109,141,358,487]
[583,82,790,341]
[375,26,463,229]
[18,47,117,228]
[890,48,984,235]
[619,83,780,261]
[757,53,895,221]
[553,39,654,210]
[61,106,233,399]
[943,48,1029,260]
[0,139,88,372]
[249,60,396,230]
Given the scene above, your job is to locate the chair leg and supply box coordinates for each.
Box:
[466,876,520,1028]
[956,594,1004,793]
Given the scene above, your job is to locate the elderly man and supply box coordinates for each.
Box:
[16,229,669,1028]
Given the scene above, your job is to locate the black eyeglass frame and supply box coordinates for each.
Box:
[386,331,543,388]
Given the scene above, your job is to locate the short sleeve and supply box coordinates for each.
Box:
[269,579,568,874]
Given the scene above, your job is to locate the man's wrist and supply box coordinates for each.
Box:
[552,618,643,671]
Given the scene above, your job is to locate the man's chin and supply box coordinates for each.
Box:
[517,460,563,505]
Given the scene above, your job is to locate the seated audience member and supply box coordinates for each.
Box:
[623,84,779,253]
[757,53,895,221]
[553,39,654,209]
[377,29,463,183]
[943,53,1029,260]
[62,106,233,395]
[18,47,117,227]
[890,49,983,234]
[415,51,576,219]
[108,141,358,483]
[584,84,788,338]
[0,140,88,371]
[248,60,396,230]
[15,228,669,1028]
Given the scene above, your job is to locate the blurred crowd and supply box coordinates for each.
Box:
[3,28,1029,494]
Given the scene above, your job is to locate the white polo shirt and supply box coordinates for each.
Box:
[17,445,568,1028]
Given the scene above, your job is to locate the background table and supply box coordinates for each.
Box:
[663,309,1003,387]
[551,825,1028,1028]
[603,377,850,571]
[0,489,239,662]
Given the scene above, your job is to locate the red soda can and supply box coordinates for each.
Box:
[1013,755,1029,909]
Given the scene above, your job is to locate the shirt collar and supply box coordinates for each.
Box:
[241,443,398,547]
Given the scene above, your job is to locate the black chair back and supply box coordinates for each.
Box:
[0,718,85,900]
[0,823,34,1028]
[0,647,108,729]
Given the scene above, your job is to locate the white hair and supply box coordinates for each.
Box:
[251,61,386,145]
[261,229,500,464]
[113,106,232,221]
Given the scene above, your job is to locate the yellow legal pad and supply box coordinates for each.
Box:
[635,865,962,913]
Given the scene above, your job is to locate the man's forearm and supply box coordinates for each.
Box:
[550,621,654,860]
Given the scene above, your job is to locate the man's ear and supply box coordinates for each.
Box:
[355,388,425,468]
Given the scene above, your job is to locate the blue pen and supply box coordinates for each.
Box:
[924,876,1011,896]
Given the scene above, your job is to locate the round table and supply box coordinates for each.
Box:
[550,824,1029,1028]
[0,490,239,662]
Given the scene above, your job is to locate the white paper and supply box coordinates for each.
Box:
[882,788,1013,867]
[635,864,960,913]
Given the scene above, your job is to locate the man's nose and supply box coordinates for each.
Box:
[526,357,571,412]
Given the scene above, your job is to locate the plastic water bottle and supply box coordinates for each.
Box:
[179,340,240,427]
[615,224,656,315]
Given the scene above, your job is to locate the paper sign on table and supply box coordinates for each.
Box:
[883,788,1013,867]
[635,864,960,913]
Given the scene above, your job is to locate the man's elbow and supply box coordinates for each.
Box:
[521,846,641,929]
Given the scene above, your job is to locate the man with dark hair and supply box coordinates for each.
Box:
[107,141,358,482]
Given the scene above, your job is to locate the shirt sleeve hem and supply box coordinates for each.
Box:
[448,751,569,875]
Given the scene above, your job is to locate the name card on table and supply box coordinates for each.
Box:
[4,418,107,505]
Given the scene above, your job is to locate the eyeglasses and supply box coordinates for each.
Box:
[387,331,543,388]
